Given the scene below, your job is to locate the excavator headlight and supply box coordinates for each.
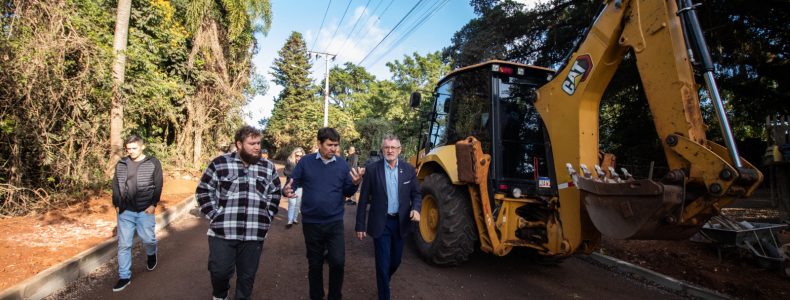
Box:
[512,188,522,198]
[517,68,525,75]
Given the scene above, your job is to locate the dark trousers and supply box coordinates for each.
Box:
[208,236,264,300]
[302,220,345,300]
[373,217,404,300]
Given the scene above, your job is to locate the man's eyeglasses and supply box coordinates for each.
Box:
[382,146,401,151]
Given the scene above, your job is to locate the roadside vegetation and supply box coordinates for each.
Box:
[1,0,787,217]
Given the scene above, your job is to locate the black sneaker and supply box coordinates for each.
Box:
[147,254,157,271]
[112,278,131,292]
[286,223,293,229]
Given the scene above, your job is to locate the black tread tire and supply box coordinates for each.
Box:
[414,173,477,266]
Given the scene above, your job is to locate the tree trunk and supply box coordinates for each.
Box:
[108,0,132,175]
[193,99,206,167]
[177,96,196,168]
[193,128,203,167]
[10,131,21,187]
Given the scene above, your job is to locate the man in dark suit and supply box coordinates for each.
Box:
[355,134,421,300]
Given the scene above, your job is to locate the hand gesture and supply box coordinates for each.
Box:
[350,167,366,185]
[356,231,367,240]
[410,209,421,222]
[283,178,297,198]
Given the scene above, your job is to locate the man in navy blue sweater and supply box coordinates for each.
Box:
[284,127,364,300]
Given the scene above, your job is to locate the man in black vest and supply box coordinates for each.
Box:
[111,134,163,292]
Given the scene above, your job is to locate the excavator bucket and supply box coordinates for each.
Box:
[568,164,703,240]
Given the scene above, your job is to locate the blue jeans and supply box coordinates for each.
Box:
[117,210,157,279]
[373,217,403,300]
[287,188,302,224]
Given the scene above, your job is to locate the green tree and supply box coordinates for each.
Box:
[698,0,789,132]
[123,0,190,157]
[265,32,361,157]
[183,0,273,166]
[340,52,449,158]
[265,32,323,155]
[447,0,788,172]
[0,0,270,216]
[385,52,449,156]
[326,62,377,109]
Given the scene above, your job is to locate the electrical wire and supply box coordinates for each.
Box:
[366,0,449,67]
[357,0,424,65]
[336,0,375,55]
[324,0,355,52]
[310,0,333,53]
[353,0,394,54]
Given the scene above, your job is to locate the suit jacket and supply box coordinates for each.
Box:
[355,158,422,239]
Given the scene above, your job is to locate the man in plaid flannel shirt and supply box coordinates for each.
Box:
[196,126,282,300]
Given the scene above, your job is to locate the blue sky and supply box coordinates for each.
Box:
[244,0,477,125]
[244,0,541,126]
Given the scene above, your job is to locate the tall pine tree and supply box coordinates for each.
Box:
[265,32,359,157]
[265,31,321,155]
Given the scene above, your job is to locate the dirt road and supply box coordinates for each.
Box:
[48,204,682,300]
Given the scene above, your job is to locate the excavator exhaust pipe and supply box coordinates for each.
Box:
[567,164,703,240]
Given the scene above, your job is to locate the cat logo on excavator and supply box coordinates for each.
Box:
[561,54,592,95]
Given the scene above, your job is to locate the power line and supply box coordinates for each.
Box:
[310,0,333,53]
[353,0,394,54]
[362,0,440,67]
[358,0,424,65]
[336,0,375,55]
[367,0,449,67]
[324,0,355,52]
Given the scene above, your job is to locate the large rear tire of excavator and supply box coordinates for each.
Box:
[414,173,476,266]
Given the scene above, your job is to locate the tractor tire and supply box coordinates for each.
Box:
[414,173,477,266]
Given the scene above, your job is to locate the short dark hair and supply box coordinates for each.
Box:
[124,134,144,145]
[317,127,340,144]
[234,126,261,144]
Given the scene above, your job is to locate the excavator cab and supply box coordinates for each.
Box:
[412,61,566,263]
[417,61,557,200]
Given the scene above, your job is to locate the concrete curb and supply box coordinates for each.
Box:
[587,252,731,299]
[0,196,197,300]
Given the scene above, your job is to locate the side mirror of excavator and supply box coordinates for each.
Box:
[409,92,421,108]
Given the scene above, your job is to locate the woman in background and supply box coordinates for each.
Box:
[284,147,305,228]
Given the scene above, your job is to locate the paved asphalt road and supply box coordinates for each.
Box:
[47,203,682,300]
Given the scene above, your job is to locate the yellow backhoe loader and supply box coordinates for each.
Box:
[408,0,763,265]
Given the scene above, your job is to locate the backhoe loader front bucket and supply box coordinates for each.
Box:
[567,164,703,240]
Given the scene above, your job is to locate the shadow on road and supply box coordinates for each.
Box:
[48,203,682,300]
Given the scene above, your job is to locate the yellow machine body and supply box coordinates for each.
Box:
[411,0,763,263]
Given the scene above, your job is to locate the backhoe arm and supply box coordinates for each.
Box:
[534,0,762,250]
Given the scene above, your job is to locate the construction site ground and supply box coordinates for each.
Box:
[0,168,788,299]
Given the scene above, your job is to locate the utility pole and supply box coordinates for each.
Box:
[307,50,336,127]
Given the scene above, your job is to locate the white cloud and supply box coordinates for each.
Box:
[245,4,391,127]
[513,0,547,8]
[314,6,387,64]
